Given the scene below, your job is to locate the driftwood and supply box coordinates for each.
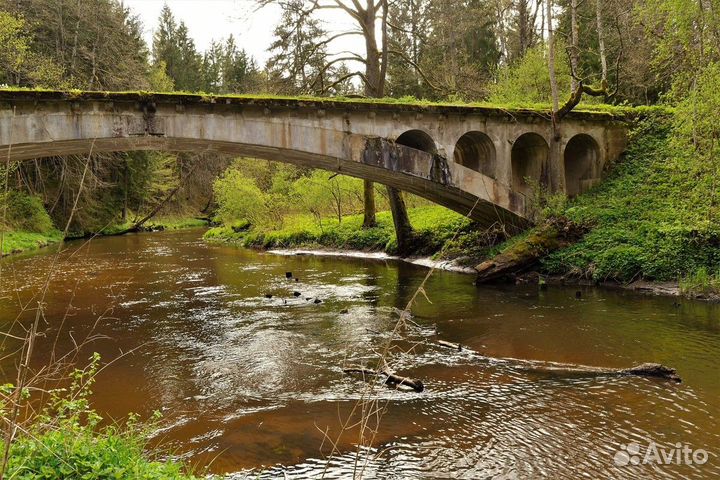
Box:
[343,366,425,392]
[437,339,462,351]
[475,217,587,283]
[620,363,681,382]
[433,339,681,383]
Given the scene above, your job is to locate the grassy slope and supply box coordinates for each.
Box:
[205,205,472,256]
[541,116,720,283]
[0,229,63,256]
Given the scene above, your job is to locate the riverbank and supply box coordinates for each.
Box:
[204,205,480,258]
[1,215,209,258]
[484,114,720,300]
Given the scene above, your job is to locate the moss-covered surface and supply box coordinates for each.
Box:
[0,87,668,121]
[204,206,475,257]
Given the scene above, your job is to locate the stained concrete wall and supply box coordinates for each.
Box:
[0,92,629,228]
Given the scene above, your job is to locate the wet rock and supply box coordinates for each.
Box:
[285,272,293,279]
[340,308,349,314]
[293,291,301,297]
[314,298,322,304]
[264,293,273,299]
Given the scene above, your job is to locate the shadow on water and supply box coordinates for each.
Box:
[0,229,718,478]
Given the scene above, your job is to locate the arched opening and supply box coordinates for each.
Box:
[511,132,549,196]
[564,134,600,197]
[453,131,496,178]
[395,129,436,153]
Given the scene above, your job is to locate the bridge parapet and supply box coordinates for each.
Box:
[0,90,629,228]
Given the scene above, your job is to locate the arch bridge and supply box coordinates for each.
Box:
[0,91,628,228]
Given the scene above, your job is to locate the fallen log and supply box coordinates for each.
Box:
[429,339,681,383]
[620,363,681,382]
[343,366,425,392]
[437,339,462,351]
[475,217,588,283]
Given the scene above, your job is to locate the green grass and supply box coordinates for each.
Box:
[5,427,198,479]
[205,206,472,256]
[679,268,720,297]
[540,116,720,282]
[0,230,63,256]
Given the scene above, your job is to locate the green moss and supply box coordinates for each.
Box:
[0,87,667,120]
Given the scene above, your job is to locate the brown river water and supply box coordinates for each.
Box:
[0,228,718,479]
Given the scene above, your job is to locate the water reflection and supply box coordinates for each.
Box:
[0,229,718,478]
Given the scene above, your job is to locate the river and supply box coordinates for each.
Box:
[0,229,718,478]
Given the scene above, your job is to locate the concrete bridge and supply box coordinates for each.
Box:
[0,90,628,227]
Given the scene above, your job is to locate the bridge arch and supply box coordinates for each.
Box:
[453,131,496,178]
[395,129,437,153]
[511,132,549,197]
[564,134,600,197]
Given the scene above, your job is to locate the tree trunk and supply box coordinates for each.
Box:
[362,180,377,228]
[362,1,382,229]
[596,0,608,84]
[387,186,414,254]
[569,0,580,92]
[546,0,563,191]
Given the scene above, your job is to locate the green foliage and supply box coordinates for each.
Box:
[2,354,197,479]
[680,268,720,297]
[489,43,572,104]
[0,230,62,255]
[542,113,720,282]
[1,190,55,233]
[213,164,285,229]
[0,11,63,87]
[149,61,175,91]
[205,205,472,256]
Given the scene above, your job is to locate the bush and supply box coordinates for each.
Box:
[1,190,55,233]
[1,354,197,479]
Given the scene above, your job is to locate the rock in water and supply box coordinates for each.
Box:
[285,272,293,279]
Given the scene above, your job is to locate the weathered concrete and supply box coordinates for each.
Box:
[0,91,629,227]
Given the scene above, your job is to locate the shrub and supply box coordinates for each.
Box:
[1,354,197,479]
[1,190,55,233]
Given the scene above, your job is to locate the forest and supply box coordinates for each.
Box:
[0,1,719,478]
[0,0,718,287]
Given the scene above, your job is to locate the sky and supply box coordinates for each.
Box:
[124,0,362,66]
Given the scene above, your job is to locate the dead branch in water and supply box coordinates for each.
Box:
[343,366,424,393]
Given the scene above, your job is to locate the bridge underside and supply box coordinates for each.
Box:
[6,136,526,229]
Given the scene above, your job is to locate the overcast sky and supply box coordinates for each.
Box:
[124,0,362,66]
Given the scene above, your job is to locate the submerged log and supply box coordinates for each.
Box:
[343,366,424,392]
[620,363,681,382]
[475,217,587,283]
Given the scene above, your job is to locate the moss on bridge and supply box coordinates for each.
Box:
[0,87,667,122]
